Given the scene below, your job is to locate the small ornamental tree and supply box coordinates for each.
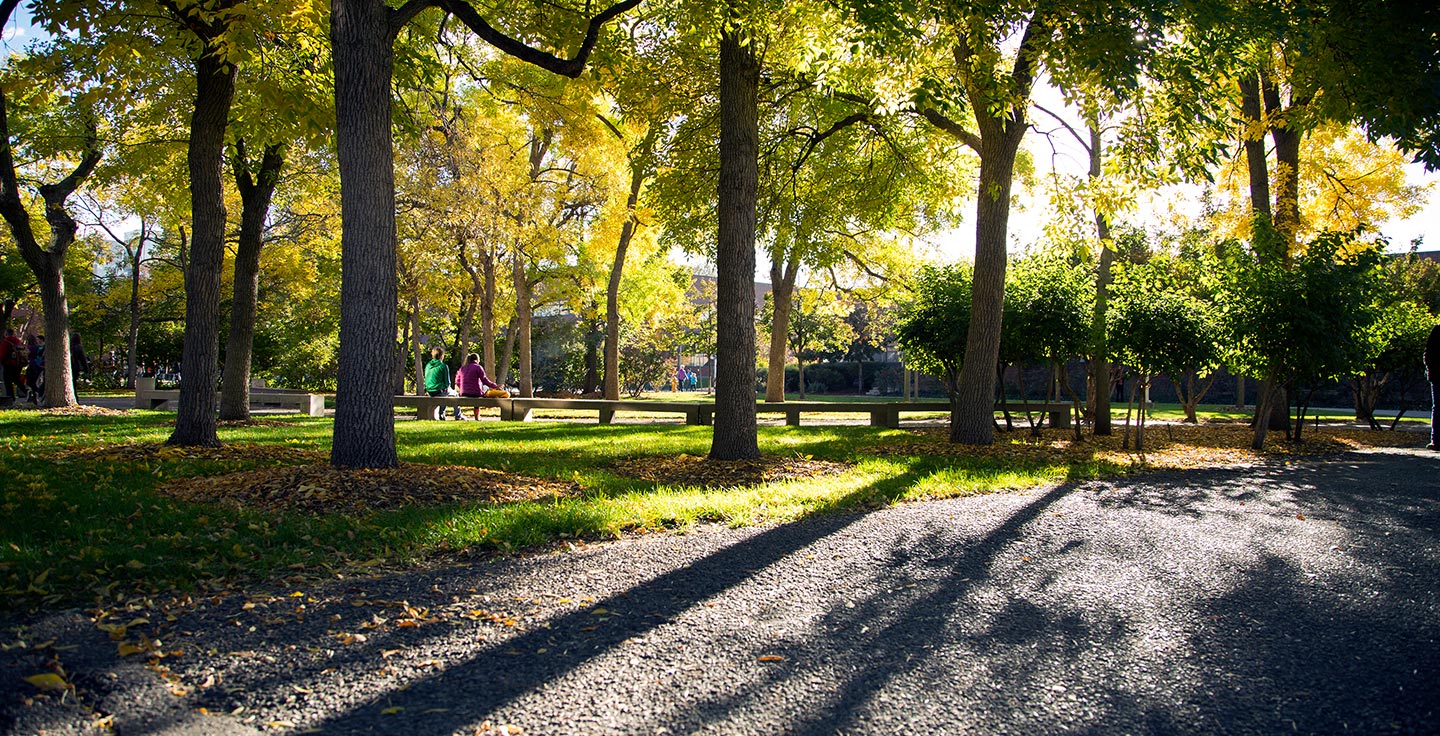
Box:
[896,263,972,440]
[1000,253,1092,434]
[1350,298,1434,429]
[1217,232,1380,448]
[1108,261,1219,451]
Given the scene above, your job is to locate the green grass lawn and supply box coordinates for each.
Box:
[0,408,1124,612]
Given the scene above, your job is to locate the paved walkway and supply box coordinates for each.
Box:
[5,449,1439,735]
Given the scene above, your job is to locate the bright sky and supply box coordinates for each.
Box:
[928,82,1439,263]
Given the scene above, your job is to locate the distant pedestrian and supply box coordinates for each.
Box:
[1426,323,1439,450]
[1,328,22,400]
[455,352,502,421]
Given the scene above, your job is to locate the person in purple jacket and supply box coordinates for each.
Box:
[455,352,503,421]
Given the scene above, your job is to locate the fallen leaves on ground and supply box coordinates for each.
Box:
[39,405,130,417]
[217,418,297,428]
[157,462,580,515]
[610,453,850,488]
[57,442,326,466]
[870,423,1425,469]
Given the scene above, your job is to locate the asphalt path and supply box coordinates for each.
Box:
[4,448,1438,735]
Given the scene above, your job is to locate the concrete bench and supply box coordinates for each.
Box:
[394,395,514,421]
[134,377,325,417]
[394,396,709,425]
[511,398,707,425]
[390,394,1071,429]
[698,400,1072,429]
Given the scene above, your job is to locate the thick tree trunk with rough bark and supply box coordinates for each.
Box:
[35,262,76,407]
[330,0,400,467]
[950,130,1023,444]
[220,141,285,420]
[764,259,797,403]
[169,47,237,447]
[710,28,761,461]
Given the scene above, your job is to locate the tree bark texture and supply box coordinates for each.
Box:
[168,45,237,447]
[220,141,285,420]
[710,28,761,461]
[330,0,400,467]
[950,130,1023,444]
[764,259,797,403]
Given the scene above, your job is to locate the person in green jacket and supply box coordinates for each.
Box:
[424,346,452,402]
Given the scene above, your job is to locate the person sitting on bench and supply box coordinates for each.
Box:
[455,352,503,421]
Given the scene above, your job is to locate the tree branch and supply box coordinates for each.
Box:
[918,108,982,153]
[436,0,642,78]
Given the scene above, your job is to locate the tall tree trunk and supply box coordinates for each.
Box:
[512,249,533,397]
[397,306,410,394]
[482,248,497,377]
[765,258,798,402]
[1240,72,1291,432]
[951,128,1024,444]
[1239,75,1273,224]
[330,0,399,467]
[583,319,600,394]
[126,248,143,390]
[1088,125,1114,435]
[496,314,518,386]
[710,26,761,461]
[220,141,285,420]
[604,156,647,400]
[410,294,422,394]
[169,45,238,446]
[455,290,476,363]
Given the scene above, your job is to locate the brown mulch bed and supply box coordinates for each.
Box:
[870,424,1426,469]
[158,463,581,515]
[610,453,851,489]
[59,442,327,466]
[39,404,131,417]
[217,418,297,428]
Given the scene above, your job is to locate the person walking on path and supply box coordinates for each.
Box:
[1426,322,1439,450]
[455,352,502,421]
[423,346,454,419]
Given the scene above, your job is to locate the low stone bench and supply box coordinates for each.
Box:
[134,377,325,417]
[394,395,514,421]
[704,400,1072,428]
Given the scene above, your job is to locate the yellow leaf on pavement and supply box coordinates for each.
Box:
[24,673,71,691]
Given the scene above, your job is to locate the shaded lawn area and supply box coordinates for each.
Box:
[0,407,1424,612]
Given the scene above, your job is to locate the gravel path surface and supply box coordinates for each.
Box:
[5,448,1438,735]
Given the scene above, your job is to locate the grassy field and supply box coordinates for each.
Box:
[0,408,1120,611]
[1,404,1425,613]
